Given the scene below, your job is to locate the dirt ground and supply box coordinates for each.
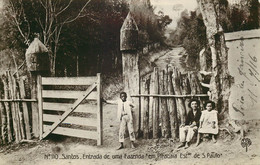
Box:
[1,49,260,165]
[0,103,260,165]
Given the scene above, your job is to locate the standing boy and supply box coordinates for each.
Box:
[104,92,136,149]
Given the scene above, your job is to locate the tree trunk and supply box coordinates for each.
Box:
[197,0,232,119]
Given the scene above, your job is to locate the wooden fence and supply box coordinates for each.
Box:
[0,71,34,144]
[0,72,103,145]
[132,66,209,139]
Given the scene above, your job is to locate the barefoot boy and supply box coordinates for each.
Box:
[177,99,201,149]
[103,92,136,149]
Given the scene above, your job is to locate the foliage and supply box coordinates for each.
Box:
[169,0,259,69]
[1,0,93,76]
[130,0,172,48]
[0,0,171,76]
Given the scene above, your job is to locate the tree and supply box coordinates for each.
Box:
[228,0,259,31]
[4,0,92,76]
[246,0,259,29]
[130,0,172,47]
[197,0,232,120]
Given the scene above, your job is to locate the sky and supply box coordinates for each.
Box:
[151,0,198,29]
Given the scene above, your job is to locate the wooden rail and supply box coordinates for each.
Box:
[131,94,209,98]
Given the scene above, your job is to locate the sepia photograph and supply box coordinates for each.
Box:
[0,0,259,164]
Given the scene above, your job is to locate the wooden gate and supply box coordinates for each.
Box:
[38,74,103,145]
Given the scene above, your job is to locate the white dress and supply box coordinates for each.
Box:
[198,110,219,134]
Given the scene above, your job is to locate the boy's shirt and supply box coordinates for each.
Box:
[185,109,201,127]
[106,99,134,121]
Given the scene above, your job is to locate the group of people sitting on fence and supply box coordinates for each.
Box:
[103,92,218,150]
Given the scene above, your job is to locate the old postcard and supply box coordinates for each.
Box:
[0,0,259,165]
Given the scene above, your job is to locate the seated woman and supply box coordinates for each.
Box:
[196,100,218,146]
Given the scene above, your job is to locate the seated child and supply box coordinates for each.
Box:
[196,100,218,146]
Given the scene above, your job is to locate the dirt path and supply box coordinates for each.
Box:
[1,103,260,165]
[153,47,186,73]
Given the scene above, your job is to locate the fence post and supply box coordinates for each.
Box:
[19,79,31,140]
[172,68,186,125]
[120,12,140,137]
[7,71,21,142]
[167,66,178,139]
[182,74,191,114]
[37,75,43,139]
[141,75,150,139]
[0,89,7,144]
[1,75,13,142]
[152,67,159,138]
[160,70,170,138]
[25,38,50,138]
[96,73,103,145]
[149,73,154,138]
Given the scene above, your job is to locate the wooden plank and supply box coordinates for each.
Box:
[37,75,43,139]
[225,29,260,41]
[31,72,39,138]
[13,76,25,140]
[167,66,178,139]
[0,98,7,144]
[42,77,97,86]
[19,79,31,140]
[152,68,159,138]
[189,72,204,107]
[43,102,97,114]
[0,99,37,102]
[141,75,150,139]
[149,73,154,138]
[42,82,97,139]
[160,70,170,138]
[7,71,21,142]
[182,74,191,115]
[172,68,186,125]
[96,73,103,145]
[130,94,208,97]
[43,114,97,127]
[1,75,13,142]
[43,125,97,140]
[42,90,97,100]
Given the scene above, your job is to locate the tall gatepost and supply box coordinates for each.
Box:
[25,38,50,138]
[120,12,140,137]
